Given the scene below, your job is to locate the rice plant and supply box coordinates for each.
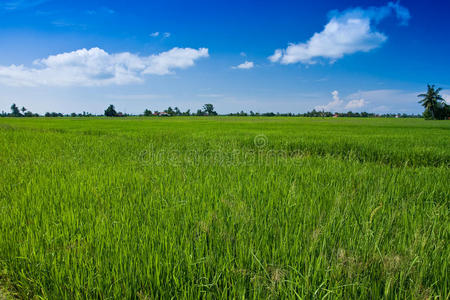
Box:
[0,117,448,299]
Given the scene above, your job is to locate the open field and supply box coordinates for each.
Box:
[0,117,449,299]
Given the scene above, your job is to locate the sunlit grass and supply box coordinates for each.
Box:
[0,117,448,298]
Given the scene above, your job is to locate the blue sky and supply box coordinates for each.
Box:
[0,0,449,114]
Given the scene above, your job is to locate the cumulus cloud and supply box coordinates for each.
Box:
[315,90,344,111]
[344,98,366,109]
[268,50,282,63]
[150,32,160,37]
[315,90,366,111]
[232,61,254,69]
[0,47,209,87]
[270,2,410,64]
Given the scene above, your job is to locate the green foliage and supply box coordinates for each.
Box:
[202,103,217,115]
[435,102,450,120]
[6,104,39,117]
[418,84,449,119]
[423,108,433,120]
[45,112,63,117]
[10,103,21,117]
[166,106,175,116]
[104,104,118,117]
[0,117,448,299]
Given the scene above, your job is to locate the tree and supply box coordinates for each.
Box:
[144,109,152,116]
[166,106,175,116]
[104,105,118,117]
[10,103,22,117]
[418,84,445,119]
[202,104,217,116]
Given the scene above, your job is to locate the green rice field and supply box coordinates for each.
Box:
[0,117,449,299]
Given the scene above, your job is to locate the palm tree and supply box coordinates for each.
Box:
[418,84,444,119]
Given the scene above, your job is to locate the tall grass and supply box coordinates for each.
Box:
[0,117,448,298]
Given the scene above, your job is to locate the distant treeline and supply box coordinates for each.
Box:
[227,110,422,118]
[1,103,423,118]
[1,104,98,117]
[2,84,449,120]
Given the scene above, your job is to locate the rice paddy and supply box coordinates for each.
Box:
[0,117,448,299]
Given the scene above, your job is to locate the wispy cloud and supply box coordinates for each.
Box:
[346,89,419,113]
[51,20,87,30]
[34,9,58,16]
[1,0,50,10]
[150,32,170,38]
[0,47,209,87]
[270,2,410,65]
[232,61,254,69]
[106,94,170,100]
[197,94,224,98]
[85,7,115,15]
[104,7,115,14]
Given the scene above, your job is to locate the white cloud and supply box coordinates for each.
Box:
[270,2,410,64]
[268,49,282,63]
[240,52,247,57]
[347,89,420,113]
[142,47,209,75]
[315,90,344,111]
[232,61,254,69]
[345,98,366,109]
[0,47,209,87]
[150,32,160,37]
[163,32,171,38]
[315,90,367,111]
